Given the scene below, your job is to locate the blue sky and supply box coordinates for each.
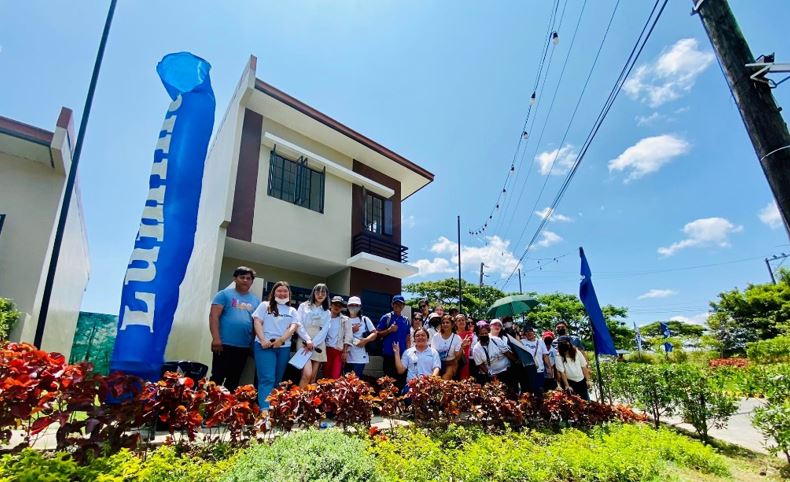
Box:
[1,0,788,326]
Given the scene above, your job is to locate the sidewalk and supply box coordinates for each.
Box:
[664,398,773,456]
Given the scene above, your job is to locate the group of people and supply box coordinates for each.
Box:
[208,266,593,410]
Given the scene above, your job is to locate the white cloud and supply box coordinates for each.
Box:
[637,289,677,300]
[758,201,783,229]
[658,217,743,257]
[536,145,578,176]
[535,230,563,249]
[403,214,417,229]
[413,235,521,278]
[410,258,454,277]
[635,112,666,126]
[535,207,573,223]
[624,38,715,107]
[608,134,690,182]
[670,313,710,325]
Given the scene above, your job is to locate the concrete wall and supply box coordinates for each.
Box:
[252,117,353,266]
[0,128,89,358]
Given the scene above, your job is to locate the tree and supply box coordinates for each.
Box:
[641,320,704,339]
[523,293,633,350]
[0,298,20,341]
[403,278,507,320]
[706,268,790,356]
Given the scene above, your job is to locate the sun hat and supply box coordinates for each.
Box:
[347,296,362,306]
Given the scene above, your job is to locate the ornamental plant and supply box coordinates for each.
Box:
[0,298,19,341]
[674,364,738,444]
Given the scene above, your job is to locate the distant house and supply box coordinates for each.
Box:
[0,108,90,359]
[166,56,433,367]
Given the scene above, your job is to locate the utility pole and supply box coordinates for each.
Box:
[478,262,484,299]
[518,268,523,294]
[693,0,790,239]
[457,216,462,312]
[36,0,118,347]
[765,252,790,284]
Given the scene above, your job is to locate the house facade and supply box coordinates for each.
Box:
[0,108,90,359]
[166,56,433,366]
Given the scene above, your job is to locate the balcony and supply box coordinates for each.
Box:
[352,232,408,263]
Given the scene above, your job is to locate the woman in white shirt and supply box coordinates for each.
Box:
[296,283,331,387]
[555,338,592,400]
[472,320,517,392]
[344,296,378,378]
[324,296,353,379]
[431,315,463,380]
[393,328,440,389]
[252,281,305,409]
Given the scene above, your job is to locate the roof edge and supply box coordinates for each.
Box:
[254,79,434,182]
[0,114,53,146]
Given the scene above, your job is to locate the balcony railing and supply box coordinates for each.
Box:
[352,232,408,263]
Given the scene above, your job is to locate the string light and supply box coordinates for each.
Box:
[551,31,560,45]
[529,92,537,105]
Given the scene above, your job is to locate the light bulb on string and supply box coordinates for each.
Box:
[529,92,537,105]
[521,131,529,140]
[551,32,560,45]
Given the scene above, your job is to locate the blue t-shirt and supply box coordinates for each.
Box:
[212,287,260,348]
[377,311,410,356]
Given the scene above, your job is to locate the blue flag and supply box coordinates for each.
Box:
[634,322,643,351]
[659,321,673,353]
[111,52,216,380]
[578,247,617,356]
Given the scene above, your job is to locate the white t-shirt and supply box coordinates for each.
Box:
[251,302,299,347]
[347,316,376,364]
[520,337,549,373]
[431,333,462,361]
[401,346,441,382]
[472,336,511,375]
[555,353,588,382]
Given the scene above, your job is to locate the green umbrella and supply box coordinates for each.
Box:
[486,295,539,319]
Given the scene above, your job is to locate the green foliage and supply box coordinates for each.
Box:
[673,365,738,444]
[640,320,705,339]
[747,335,790,364]
[403,278,506,319]
[602,363,682,429]
[368,423,729,481]
[707,269,790,356]
[753,399,790,465]
[224,429,380,482]
[0,298,20,341]
[0,446,241,482]
[523,292,633,350]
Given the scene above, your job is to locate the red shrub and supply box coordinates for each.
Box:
[371,377,401,419]
[709,358,748,368]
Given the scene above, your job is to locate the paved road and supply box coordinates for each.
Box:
[664,398,773,456]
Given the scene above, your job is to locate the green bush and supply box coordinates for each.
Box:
[674,365,738,444]
[753,399,790,465]
[224,429,380,482]
[0,298,20,341]
[369,423,728,482]
[747,336,790,364]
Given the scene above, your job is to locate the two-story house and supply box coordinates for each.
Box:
[166,56,433,366]
[0,108,91,359]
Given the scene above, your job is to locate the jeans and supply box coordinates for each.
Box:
[210,345,250,392]
[568,378,590,401]
[344,363,366,378]
[253,344,291,409]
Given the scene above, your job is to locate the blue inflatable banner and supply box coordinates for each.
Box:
[578,247,617,356]
[111,52,215,380]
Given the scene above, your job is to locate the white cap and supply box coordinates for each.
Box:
[347,296,362,306]
[490,318,503,326]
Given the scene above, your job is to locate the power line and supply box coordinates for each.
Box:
[503,0,669,288]
[469,0,564,237]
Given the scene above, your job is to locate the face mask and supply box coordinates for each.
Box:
[275,297,289,305]
[348,307,360,316]
[557,327,567,336]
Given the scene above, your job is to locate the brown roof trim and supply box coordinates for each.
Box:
[0,114,53,146]
[254,79,434,182]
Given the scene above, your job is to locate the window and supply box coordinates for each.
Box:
[364,192,393,236]
[267,149,325,213]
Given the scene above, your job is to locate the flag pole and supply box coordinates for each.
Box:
[457,215,462,313]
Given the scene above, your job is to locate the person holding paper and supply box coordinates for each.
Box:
[252,281,305,409]
[295,284,331,387]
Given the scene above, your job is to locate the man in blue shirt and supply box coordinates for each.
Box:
[209,266,261,391]
[377,294,411,389]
